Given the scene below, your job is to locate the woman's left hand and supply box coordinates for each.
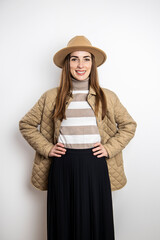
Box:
[92,142,109,158]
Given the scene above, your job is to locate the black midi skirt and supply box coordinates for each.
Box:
[47,148,115,240]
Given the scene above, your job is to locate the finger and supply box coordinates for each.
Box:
[50,148,65,155]
[92,146,101,152]
[49,152,62,157]
[53,154,62,157]
[55,149,66,154]
[96,154,105,158]
[93,142,101,147]
[55,149,66,155]
[93,150,103,155]
[56,142,65,147]
[56,144,66,151]
[56,146,66,152]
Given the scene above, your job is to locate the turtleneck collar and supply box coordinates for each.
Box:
[71,77,90,91]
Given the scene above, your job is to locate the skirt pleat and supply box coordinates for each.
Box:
[47,147,115,240]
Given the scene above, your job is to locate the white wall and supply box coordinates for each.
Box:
[1,0,160,239]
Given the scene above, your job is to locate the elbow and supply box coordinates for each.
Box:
[19,119,25,132]
[132,120,137,135]
[19,119,23,132]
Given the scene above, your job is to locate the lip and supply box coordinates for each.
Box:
[75,70,86,76]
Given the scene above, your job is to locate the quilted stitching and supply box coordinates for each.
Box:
[19,87,137,191]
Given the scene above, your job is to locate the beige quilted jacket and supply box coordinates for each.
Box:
[19,86,137,191]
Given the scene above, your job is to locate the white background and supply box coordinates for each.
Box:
[1,0,160,239]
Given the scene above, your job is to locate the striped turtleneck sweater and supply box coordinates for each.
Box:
[58,77,101,149]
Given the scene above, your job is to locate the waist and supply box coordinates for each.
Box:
[65,147,94,154]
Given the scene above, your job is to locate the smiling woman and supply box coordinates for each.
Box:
[19,35,137,240]
[70,51,92,80]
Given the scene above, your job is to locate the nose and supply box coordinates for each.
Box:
[77,59,84,68]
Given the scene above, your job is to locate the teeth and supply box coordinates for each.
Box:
[76,71,86,73]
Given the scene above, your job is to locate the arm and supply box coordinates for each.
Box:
[19,92,54,159]
[103,93,137,159]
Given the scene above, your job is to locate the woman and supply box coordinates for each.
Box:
[19,36,137,240]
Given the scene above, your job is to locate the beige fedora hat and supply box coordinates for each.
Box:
[53,35,107,68]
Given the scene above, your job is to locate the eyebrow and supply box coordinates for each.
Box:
[70,56,91,58]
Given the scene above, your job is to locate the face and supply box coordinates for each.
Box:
[70,51,92,81]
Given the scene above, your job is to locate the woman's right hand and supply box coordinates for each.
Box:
[48,142,66,157]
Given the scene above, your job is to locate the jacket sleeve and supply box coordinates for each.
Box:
[103,93,137,159]
[19,92,54,159]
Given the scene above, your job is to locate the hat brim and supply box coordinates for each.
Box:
[53,46,107,68]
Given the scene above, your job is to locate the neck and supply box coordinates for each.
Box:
[71,77,89,90]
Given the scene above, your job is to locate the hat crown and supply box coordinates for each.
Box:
[67,36,92,47]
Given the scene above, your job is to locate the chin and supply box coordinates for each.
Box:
[74,75,89,81]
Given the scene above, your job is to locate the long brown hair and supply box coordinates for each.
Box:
[53,53,107,121]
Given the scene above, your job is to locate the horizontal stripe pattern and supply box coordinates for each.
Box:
[60,125,100,135]
[72,90,89,94]
[67,101,90,109]
[58,134,101,144]
[58,77,101,149]
[71,93,88,101]
[64,143,98,149]
[65,109,95,118]
[60,117,97,126]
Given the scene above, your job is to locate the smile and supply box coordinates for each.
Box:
[75,70,86,76]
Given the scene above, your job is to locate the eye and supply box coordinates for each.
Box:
[70,58,77,61]
[85,58,91,61]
